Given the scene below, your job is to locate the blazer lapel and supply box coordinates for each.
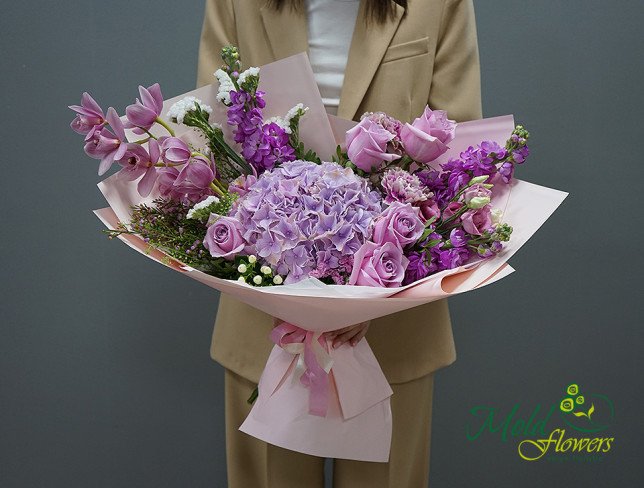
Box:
[337,0,404,120]
[260,4,308,62]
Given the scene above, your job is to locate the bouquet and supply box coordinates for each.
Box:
[71,47,566,461]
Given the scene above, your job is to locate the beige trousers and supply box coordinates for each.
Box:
[224,369,435,488]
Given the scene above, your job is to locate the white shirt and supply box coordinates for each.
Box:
[306,0,360,115]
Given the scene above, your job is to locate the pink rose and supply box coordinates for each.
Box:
[461,207,493,236]
[372,202,425,248]
[349,241,409,288]
[204,216,246,259]
[346,118,399,172]
[400,106,456,164]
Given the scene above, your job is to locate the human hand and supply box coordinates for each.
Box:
[325,321,370,349]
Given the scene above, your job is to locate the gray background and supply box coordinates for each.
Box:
[1,0,643,486]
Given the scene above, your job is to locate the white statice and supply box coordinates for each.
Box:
[237,67,260,86]
[214,69,235,104]
[186,195,221,220]
[265,115,290,133]
[265,104,309,135]
[167,97,213,125]
[285,103,308,124]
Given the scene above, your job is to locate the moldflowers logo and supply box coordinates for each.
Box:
[466,383,615,462]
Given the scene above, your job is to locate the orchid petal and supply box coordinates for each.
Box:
[106,107,126,140]
[137,167,158,197]
[98,155,114,176]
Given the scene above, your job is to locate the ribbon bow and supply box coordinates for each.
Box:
[269,322,334,417]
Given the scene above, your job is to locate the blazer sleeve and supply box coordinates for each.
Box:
[428,0,483,122]
[197,0,238,88]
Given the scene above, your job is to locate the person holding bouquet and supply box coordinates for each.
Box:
[197,0,482,486]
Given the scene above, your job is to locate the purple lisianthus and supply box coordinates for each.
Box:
[69,92,105,140]
[461,206,493,236]
[418,199,440,223]
[381,168,432,204]
[449,228,468,248]
[125,83,164,130]
[477,240,503,258]
[372,201,425,248]
[346,118,399,172]
[349,241,408,288]
[442,201,464,220]
[203,216,246,259]
[463,183,492,209]
[400,106,456,164]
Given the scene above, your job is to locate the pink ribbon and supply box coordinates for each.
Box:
[270,322,334,417]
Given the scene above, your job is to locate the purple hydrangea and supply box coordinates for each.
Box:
[230,160,383,284]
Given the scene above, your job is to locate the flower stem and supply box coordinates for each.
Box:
[155,116,176,137]
[209,182,225,197]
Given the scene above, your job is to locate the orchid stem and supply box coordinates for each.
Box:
[209,182,225,197]
[155,116,176,137]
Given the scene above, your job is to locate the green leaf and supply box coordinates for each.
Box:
[588,403,595,419]
[573,411,588,418]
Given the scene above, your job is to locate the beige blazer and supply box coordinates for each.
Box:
[197,0,482,384]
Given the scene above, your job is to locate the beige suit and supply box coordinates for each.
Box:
[197,0,482,485]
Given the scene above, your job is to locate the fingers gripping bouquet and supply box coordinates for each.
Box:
[72,47,566,461]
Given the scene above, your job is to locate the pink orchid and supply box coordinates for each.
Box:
[69,92,105,141]
[125,83,164,130]
[116,140,160,197]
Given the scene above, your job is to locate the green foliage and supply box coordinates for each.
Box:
[105,198,237,277]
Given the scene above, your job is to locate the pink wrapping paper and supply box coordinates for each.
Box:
[93,53,568,462]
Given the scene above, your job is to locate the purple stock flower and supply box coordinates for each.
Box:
[498,161,514,183]
[438,247,471,270]
[227,89,294,173]
[125,83,164,130]
[69,92,105,140]
[513,145,530,164]
[402,251,431,285]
